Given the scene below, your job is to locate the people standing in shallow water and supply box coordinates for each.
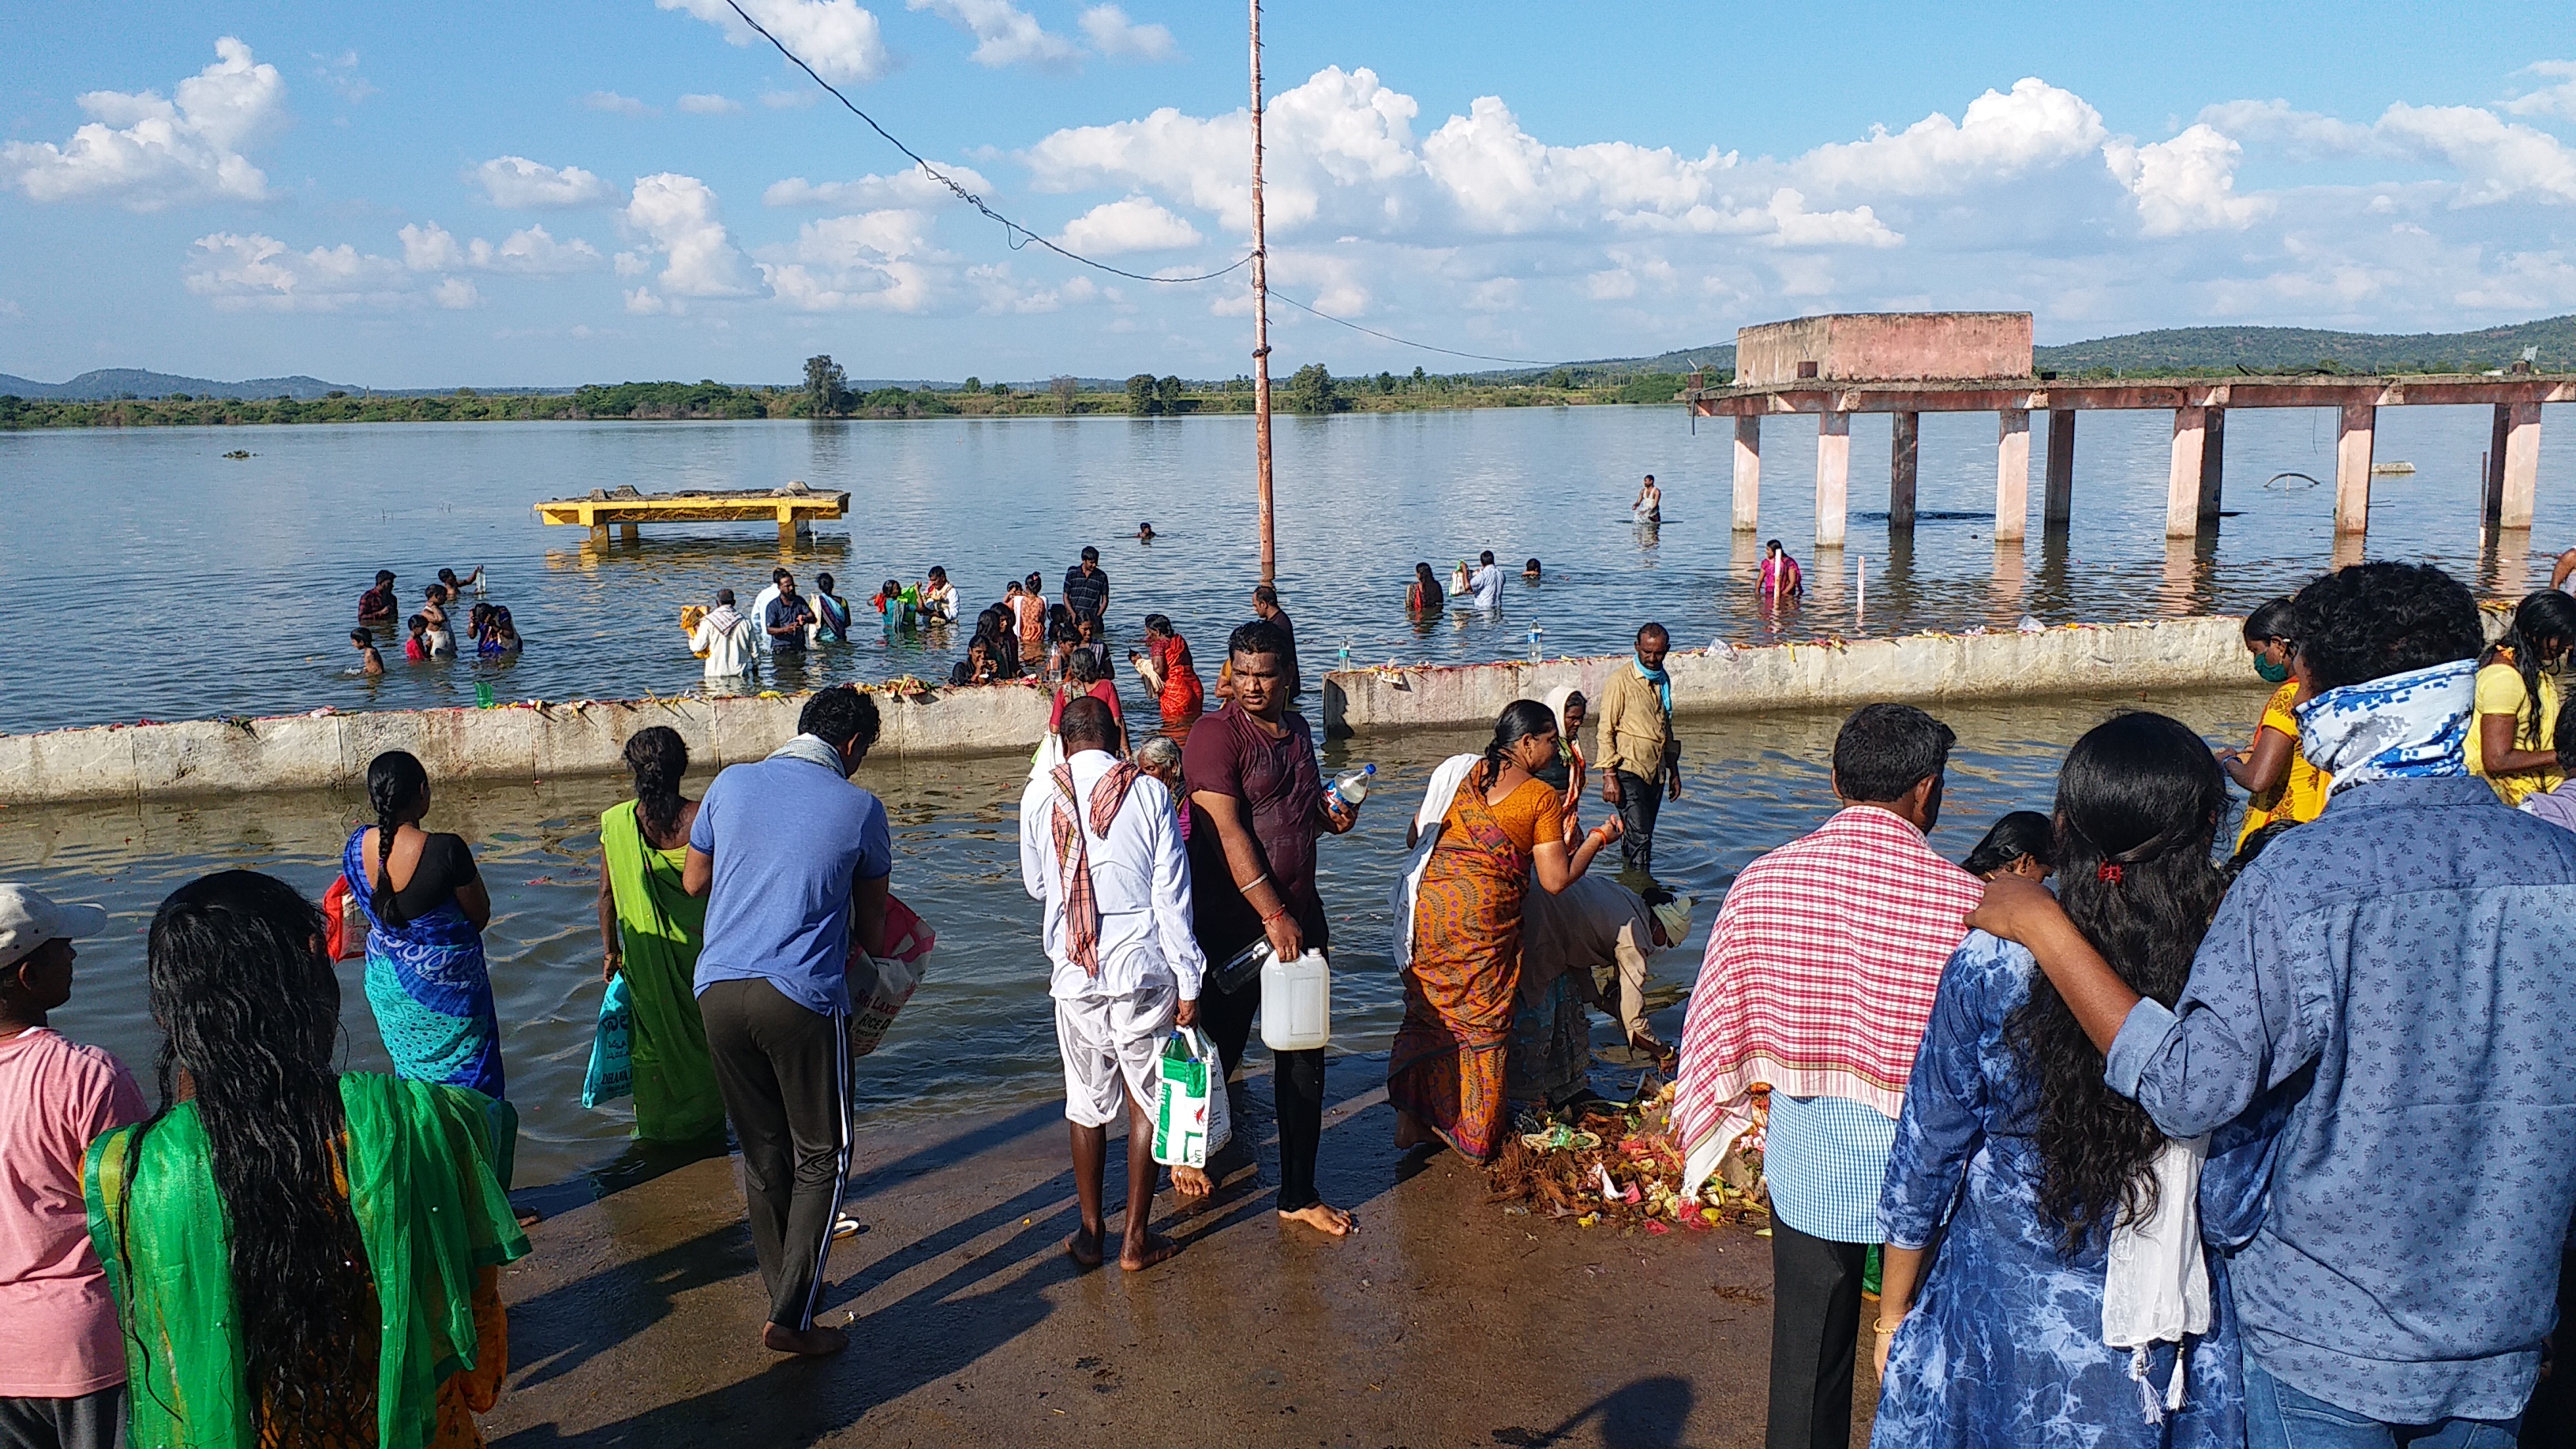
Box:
[1872,712,2245,1449]
[1134,522,1155,543]
[1133,613,1204,730]
[404,613,432,662]
[1407,562,1446,615]
[422,585,457,657]
[359,569,399,623]
[1961,810,2054,880]
[811,572,851,645]
[596,728,726,1144]
[351,627,384,675]
[1633,474,1662,524]
[1761,539,1804,605]
[84,871,527,1449]
[341,749,514,1183]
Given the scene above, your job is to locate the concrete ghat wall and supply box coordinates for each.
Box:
[1324,616,2248,736]
[0,685,1053,807]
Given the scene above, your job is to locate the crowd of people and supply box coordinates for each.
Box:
[16,553,2576,1448]
[353,564,522,674]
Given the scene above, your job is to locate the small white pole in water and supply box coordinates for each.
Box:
[1856,554,1866,627]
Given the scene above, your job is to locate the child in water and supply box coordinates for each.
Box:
[402,615,432,663]
[350,628,384,675]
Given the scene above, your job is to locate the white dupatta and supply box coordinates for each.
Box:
[1387,754,1481,971]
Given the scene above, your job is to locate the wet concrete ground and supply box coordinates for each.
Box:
[483,1039,1878,1449]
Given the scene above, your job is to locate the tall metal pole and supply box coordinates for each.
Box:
[1249,0,1275,582]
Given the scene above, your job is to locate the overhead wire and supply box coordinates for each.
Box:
[723,0,1556,371]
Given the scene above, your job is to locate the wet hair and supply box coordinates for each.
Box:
[1058,695,1118,752]
[1832,703,1955,803]
[2290,562,2482,692]
[817,572,835,592]
[468,603,492,631]
[2484,590,2576,747]
[115,871,373,1443]
[1415,563,1438,584]
[1228,619,1290,664]
[1005,578,1023,594]
[623,726,689,843]
[406,614,427,635]
[349,628,370,646]
[1025,571,1043,591]
[374,570,395,585]
[1963,810,2055,877]
[1523,558,1541,575]
[1479,551,1496,566]
[1065,646,1106,686]
[1481,699,1560,784]
[1144,613,1173,636]
[2011,713,2228,1252]
[2242,596,2297,646]
[425,584,446,603]
[366,750,429,927]
[716,588,736,605]
[796,685,882,760]
[1642,474,1655,484]
[1253,584,1280,607]
[492,607,515,639]
[1047,602,1073,629]
[1136,735,1183,777]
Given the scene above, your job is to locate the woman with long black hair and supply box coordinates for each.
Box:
[84,871,526,1449]
[1869,713,2243,1447]
[2469,589,2576,805]
[339,750,511,1181]
[594,727,724,1143]
[1388,699,1620,1160]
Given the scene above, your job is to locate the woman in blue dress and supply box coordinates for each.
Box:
[1871,712,2243,1448]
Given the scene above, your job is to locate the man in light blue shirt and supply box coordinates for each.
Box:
[684,684,893,1358]
[1976,561,2576,1449]
[1469,550,1504,612]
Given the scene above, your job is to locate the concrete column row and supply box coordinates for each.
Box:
[1730,410,2033,545]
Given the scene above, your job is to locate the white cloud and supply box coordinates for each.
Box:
[763,163,992,208]
[1080,5,1176,62]
[762,89,819,109]
[2104,124,2272,235]
[2374,103,2576,206]
[312,50,379,104]
[1054,196,1201,253]
[2503,61,2576,121]
[398,221,466,271]
[1764,189,1901,248]
[613,250,650,277]
[967,264,1101,314]
[677,92,743,114]
[1421,95,1729,234]
[473,155,615,208]
[624,173,754,296]
[1796,78,2105,198]
[908,0,1078,69]
[184,232,413,312]
[432,276,481,309]
[759,209,947,312]
[3,37,284,211]
[623,286,670,315]
[584,91,653,115]
[657,0,893,84]
[2195,99,2373,161]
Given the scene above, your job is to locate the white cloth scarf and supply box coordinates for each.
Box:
[2102,1135,2214,1423]
[768,733,850,778]
[1387,754,1481,971]
[2293,657,2477,792]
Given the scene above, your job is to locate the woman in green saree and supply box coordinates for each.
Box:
[593,727,726,1142]
[84,871,526,1449]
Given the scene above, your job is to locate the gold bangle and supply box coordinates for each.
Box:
[1872,1317,1905,1335]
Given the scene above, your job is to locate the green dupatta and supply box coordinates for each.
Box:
[599,799,726,1141]
[83,1073,530,1449]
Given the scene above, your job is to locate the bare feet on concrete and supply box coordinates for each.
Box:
[1170,1165,1212,1198]
[1119,1230,1181,1271]
[762,1323,848,1357]
[1064,1226,1106,1270]
[1279,1202,1356,1237]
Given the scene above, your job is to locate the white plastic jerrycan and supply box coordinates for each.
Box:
[1260,948,1331,1052]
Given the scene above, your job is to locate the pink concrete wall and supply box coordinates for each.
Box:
[1735,313,2033,384]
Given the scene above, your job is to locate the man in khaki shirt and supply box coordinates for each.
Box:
[1596,622,1682,880]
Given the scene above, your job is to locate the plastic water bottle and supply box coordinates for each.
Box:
[1526,623,1545,657]
[1260,949,1331,1052]
[1337,639,1352,669]
[1328,763,1375,807]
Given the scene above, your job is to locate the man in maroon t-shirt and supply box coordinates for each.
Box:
[1181,619,1361,1236]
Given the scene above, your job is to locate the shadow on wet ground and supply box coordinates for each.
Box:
[483,1020,1877,1449]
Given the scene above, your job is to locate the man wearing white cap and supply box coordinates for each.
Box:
[0,884,144,1449]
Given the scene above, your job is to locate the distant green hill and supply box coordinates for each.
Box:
[2031,316,2576,375]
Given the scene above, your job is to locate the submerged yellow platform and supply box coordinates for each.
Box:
[535,482,849,544]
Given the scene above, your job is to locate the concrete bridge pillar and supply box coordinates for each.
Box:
[2488,405,2511,523]
[2166,406,2208,537]
[2502,401,2543,529]
[2334,402,2376,536]
[1732,414,1762,531]
[1994,408,2030,543]
[2199,407,2226,528]
[1889,411,1919,530]
[2044,408,2075,530]
[1817,410,1852,549]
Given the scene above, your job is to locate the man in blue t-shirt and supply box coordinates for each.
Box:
[684,684,893,1357]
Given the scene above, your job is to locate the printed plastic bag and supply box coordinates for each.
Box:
[582,975,634,1109]
[1151,1027,1232,1168]
[847,895,935,1058]
[321,875,361,961]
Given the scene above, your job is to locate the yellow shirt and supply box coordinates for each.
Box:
[2237,680,2332,849]
[2466,660,2564,806]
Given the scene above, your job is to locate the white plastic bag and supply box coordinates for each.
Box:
[1151,1026,1232,1168]
[846,896,934,1058]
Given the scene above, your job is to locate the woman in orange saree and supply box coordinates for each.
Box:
[1391,700,1622,1159]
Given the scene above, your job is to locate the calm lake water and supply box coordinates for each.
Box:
[17,688,2267,1190]
[2,404,2570,734]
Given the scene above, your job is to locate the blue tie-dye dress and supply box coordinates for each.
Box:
[1870,930,2242,1449]
[341,828,504,1100]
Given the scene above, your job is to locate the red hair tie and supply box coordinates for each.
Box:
[2097,863,2125,884]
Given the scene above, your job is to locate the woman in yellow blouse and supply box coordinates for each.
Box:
[2468,590,2576,806]
[2218,598,2331,849]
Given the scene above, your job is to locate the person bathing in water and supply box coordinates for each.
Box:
[1135,522,1156,544]
[1633,474,1662,523]
[1759,540,1803,605]
[350,628,384,675]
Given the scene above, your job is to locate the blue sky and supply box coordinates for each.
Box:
[4,1,2574,388]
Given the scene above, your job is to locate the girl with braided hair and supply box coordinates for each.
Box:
[340,750,513,1183]
[594,727,724,1142]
